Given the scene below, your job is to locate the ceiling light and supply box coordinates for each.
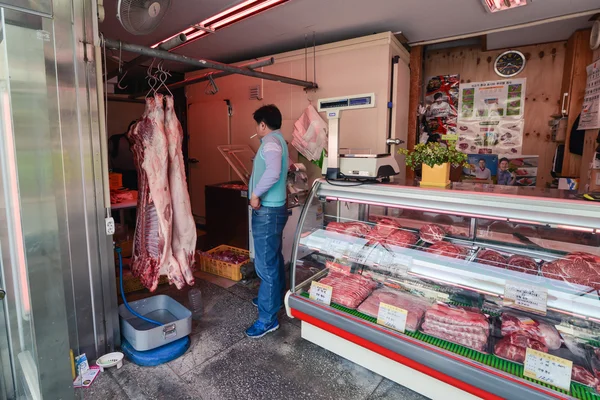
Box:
[150,0,290,50]
[482,0,528,13]
[208,0,286,30]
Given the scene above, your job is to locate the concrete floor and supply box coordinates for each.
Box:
[86,278,429,400]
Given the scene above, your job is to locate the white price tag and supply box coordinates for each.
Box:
[504,281,548,315]
[376,302,408,333]
[524,348,572,391]
[309,281,333,305]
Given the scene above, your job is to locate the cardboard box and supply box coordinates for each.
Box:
[558,178,579,190]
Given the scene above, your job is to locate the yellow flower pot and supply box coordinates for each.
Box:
[421,163,451,187]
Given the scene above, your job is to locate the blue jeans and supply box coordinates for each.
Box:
[252,205,288,325]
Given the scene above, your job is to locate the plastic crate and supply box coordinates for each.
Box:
[198,245,250,281]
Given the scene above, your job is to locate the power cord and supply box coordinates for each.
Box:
[116,246,162,326]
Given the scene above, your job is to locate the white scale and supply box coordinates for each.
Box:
[318,93,400,180]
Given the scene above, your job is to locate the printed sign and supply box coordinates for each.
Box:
[524,348,572,391]
[504,281,548,315]
[377,303,408,333]
[579,60,600,130]
[457,79,526,155]
[309,281,333,305]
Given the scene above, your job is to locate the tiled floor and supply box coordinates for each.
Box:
[87,279,428,400]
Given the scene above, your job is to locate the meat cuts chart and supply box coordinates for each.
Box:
[457,79,526,155]
[128,94,197,291]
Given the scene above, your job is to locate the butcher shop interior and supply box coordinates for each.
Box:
[3,1,600,399]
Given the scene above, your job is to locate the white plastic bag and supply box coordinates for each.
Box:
[292,104,327,161]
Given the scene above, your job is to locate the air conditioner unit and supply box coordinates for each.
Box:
[482,0,529,13]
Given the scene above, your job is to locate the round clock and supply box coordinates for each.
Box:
[494,50,526,78]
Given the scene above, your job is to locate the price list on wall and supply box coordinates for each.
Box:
[523,348,572,391]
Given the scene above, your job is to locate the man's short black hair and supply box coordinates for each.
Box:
[253,105,282,130]
[499,157,509,164]
[433,92,443,100]
[479,158,486,163]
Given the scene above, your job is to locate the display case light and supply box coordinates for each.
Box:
[150,0,289,49]
[482,0,528,13]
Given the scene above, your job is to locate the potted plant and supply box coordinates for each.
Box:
[399,143,468,187]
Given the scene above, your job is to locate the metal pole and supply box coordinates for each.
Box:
[103,38,318,89]
[106,34,188,81]
[171,58,274,92]
[129,58,275,99]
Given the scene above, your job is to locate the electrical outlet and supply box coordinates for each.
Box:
[105,217,115,235]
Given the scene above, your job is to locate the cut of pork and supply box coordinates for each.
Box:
[128,94,184,291]
[165,95,196,286]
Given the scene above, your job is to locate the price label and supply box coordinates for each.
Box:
[376,302,408,333]
[504,281,548,315]
[524,348,572,391]
[309,281,333,305]
[347,242,375,265]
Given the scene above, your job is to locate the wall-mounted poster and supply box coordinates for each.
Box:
[421,75,459,143]
[457,79,526,155]
[578,60,600,130]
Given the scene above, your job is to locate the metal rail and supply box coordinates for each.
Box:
[130,57,275,99]
[103,38,318,90]
[106,34,188,81]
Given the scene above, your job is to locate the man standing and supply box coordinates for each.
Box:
[246,105,289,338]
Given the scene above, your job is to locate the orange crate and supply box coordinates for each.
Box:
[198,245,250,281]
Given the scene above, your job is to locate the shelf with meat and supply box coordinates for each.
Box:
[290,180,600,400]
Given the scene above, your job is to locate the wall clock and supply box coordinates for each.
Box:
[494,50,526,78]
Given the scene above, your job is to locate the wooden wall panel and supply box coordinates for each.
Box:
[424,42,566,188]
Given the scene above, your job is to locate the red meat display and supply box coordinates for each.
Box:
[366,218,403,244]
[319,268,377,309]
[494,334,547,363]
[541,252,600,289]
[419,224,447,243]
[357,288,429,332]
[506,255,538,274]
[500,313,561,350]
[572,365,600,388]
[326,221,371,238]
[477,249,507,267]
[421,303,490,352]
[385,230,419,248]
[427,241,468,259]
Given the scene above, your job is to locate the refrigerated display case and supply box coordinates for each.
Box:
[285,179,600,400]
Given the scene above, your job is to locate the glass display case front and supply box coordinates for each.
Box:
[289,180,600,399]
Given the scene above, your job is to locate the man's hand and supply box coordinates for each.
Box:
[250,194,261,210]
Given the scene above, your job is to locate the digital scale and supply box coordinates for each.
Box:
[318,93,400,180]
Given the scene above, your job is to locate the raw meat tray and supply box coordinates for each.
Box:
[299,292,600,400]
[473,246,545,276]
[417,238,480,261]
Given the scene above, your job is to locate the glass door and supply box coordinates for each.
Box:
[0,7,76,400]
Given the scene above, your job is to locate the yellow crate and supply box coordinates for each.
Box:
[198,245,250,281]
